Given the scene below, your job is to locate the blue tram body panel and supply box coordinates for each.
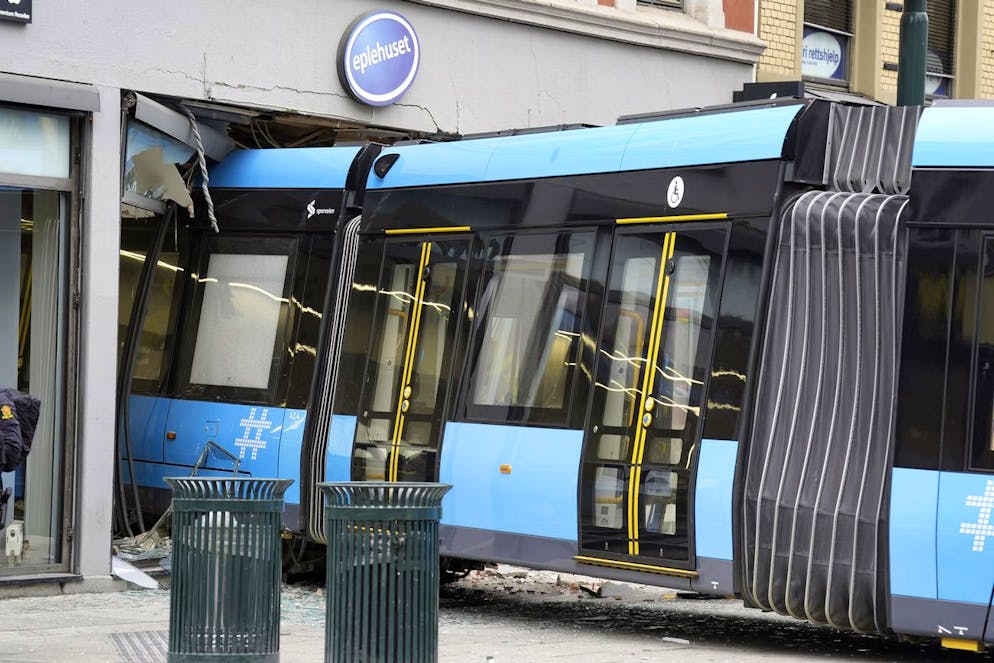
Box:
[912,106,994,168]
[889,467,994,640]
[367,104,804,190]
[694,439,737,561]
[889,467,939,600]
[124,396,306,507]
[162,399,285,474]
[890,468,994,603]
[936,473,994,604]
[325,414,359,483]
[277,409,307,505]
[208,146,362,189]
[439,422,583,542]
[126,394,170,463]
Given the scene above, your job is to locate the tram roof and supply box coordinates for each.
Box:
[365,103,805,190]
[208,146,362,189]
[913,105,994,168]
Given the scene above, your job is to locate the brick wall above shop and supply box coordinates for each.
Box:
[756,0,994,104]
[577,0,756,33]
[981,0,994,97]
[724,0,756,31]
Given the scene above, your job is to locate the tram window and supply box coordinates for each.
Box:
[189,252,290,390]
[896,227,954,469]
[653,254,710,434]
[640,470,678,535]
[361,258,418,445]
[593,466,625,529]
[465,232,593,425]
[333,240,385,415]
[971,237,994,471]
[118,218,184,390]
[596,255,656,461]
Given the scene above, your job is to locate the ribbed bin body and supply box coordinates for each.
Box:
[320,482,452,663]
[165,478,293,663]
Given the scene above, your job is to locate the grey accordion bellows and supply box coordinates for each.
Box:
[741,190,907,634]
[829,105,919,195]
[305,215,363,544]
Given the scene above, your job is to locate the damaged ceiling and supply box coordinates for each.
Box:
[173,97,457,150]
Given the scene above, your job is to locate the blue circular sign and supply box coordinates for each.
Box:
[338,11,420,107]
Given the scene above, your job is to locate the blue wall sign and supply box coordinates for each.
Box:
[801,26,847,82]
[338,11,420,107]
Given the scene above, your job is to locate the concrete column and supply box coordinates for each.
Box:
[75,86,121,582]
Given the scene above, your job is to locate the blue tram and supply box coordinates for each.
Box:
[117,98,994,649]
[118,145,363,530]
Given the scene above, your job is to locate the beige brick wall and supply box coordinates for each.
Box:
[982,0,994,98]
[757,0,798,76]
[880,2,901,95]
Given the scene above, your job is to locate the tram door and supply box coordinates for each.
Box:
[351,235,470,482]
[579,226,725,569]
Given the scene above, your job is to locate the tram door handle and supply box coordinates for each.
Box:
[166,431,177,440]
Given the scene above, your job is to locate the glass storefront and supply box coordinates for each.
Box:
[0,104,76,573]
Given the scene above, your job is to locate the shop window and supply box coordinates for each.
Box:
[926,0,955,98]
[0,188,69,568]
[802,0,852,85]
[0,107,70,180]
[464,232,593,426]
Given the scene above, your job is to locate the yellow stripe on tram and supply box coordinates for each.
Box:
[627,232,673,555]
[390,242,433,482]
[384,226,471,235]
[616,213,727,225]
[628,232,676,557]
[395,247,432,479]
[390,242,427,454]
[574,555,698,579]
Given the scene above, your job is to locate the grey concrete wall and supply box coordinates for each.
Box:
[0,0,752,134]
[75,86,120,580]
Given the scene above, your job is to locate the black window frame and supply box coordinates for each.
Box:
[175,233,299,406]
[968,234,994,472]
[118,216,189,396]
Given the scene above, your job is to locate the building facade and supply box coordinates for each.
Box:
[756,0,994,104]
[0,0,760,589]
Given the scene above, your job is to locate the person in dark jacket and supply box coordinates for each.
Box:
[0,388,40,524]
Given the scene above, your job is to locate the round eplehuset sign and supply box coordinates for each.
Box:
[338,11,420,107]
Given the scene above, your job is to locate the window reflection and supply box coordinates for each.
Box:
[469,233,592,420]
[0,189,66,569]
[189,253,289,389]
[118,219,184,385]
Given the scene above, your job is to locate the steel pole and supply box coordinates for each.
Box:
[896,0,929,106]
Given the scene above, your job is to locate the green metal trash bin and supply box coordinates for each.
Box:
[320,482,452,663]
[165,477,293,663]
